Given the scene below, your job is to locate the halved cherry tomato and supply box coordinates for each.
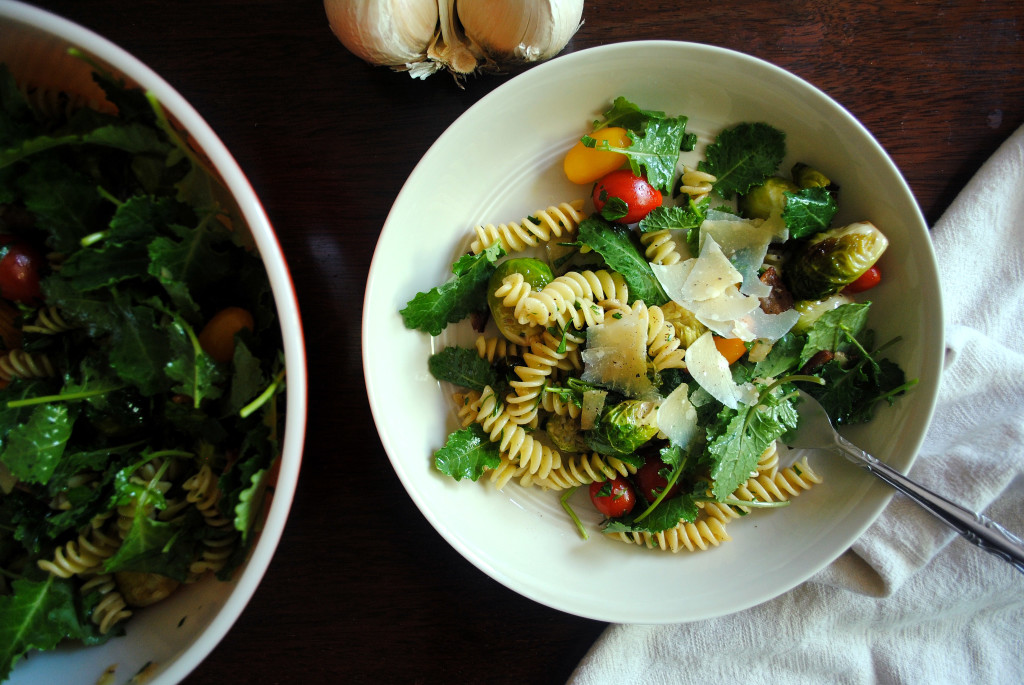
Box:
[592,169,662,224]
[589,476,636,518]
[844,265,882,293]
[563,127,631,184]
[713,336,748,365]
[634,456,681,503]
[0,235,43,304]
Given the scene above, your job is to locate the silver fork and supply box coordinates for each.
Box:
[789,389,1024,575]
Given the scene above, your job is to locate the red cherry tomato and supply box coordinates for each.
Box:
[0,236,43,304]
[635,457,682,503]
[592,169,662,224]
[589,477,636,518]
[844,265,882,293]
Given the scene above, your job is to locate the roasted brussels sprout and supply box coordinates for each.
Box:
[115,571,180,607]
[791,162,833,190]
[784,221,889,300]
[791,293,854,334]
[546,412,588,453]
[585,399,659,457]
[738,176,799,220]
[487,258,552,343]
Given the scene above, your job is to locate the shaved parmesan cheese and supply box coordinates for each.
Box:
[581,389,608,430]
[683,331,758,409]
[653,220,798,344]
[582,307,655,397]
[656,382,698,447]
[680,236,742,300]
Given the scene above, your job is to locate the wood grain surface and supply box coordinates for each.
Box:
[17,1,1024,683]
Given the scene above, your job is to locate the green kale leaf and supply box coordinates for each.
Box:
[783,186,838,239]
[433,424,501,482]
[428,346,500,392]
[577,215,669,305]
[400,243,504,336]
[706,390,799,500]
[799,302,870,367]
[700,122,786,200]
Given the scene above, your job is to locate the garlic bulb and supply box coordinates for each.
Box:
[324,0,585,81]
[457,0,584,64]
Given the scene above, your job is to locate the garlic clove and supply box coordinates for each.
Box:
[324,0,439,71]
[428,0,486,75]
[457,0,585,64]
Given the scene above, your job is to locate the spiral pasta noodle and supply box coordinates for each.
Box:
[513,269,628,329]
[506,332,582,425]
[678,166,716,201]
[633,300,687,372]
[640,229,682,265]
[540,452,638,490]
[610,512,732,553]
[458,387,562,481]
[80,574,132,635]
[36,515,120,578]
[22,306,76,335]
[0,348,56,381]
[474,334,521,364]
[183,463,239,577]
[470,200,586,255]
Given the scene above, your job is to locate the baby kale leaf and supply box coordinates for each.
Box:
[434,424,501,482]
[783,187,838,239]
[700,122,786,200]
[706,390,798,500]
[578,215,669,305]
[428,346,500,392]
[401,242,504,336]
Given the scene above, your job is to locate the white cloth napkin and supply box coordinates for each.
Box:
[568,125,1024,685]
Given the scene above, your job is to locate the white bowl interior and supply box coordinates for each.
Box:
[363,41,943,623]
[0,2,307,682]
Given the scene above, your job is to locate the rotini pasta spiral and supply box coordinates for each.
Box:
[640,229,682,265]
[732,455,821,504]
[0,348,56,381]
[458,387,562,481]
[183,463,239,578]
[505,332,582,425]
[80,574,132,635]
[634,300,687,372]
[470,200,586,255]
[36,515,120,578]
[611,512,732,553]
[678,166,716,201]
[474,334,521,364]
[513,269,628,329]
[540,452,638,490]
[22,306,76,335]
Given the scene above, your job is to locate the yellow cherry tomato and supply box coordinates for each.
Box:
[198,306,254,363]
[563,126,631,184]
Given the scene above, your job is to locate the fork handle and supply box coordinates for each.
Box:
[833,433,1024,575]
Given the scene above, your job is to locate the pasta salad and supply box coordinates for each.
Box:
[401,96,912,552]
[0,59,285,678]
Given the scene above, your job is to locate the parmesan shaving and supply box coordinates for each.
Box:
[683,331,757,409]
[581,306,655,397]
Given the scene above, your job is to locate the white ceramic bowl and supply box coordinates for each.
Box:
[0,2,307,682]
[363,41,943,623]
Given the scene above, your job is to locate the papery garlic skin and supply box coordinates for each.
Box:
[457,0,584,64]
[324,0,439,70]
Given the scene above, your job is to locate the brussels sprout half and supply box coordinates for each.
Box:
[487,257,553,343]
[784,221,889,300]
[585,399,659,458]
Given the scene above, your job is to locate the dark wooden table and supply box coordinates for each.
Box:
[22,1,1024,683]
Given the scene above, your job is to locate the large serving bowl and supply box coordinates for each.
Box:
[363,41,943,623]
[0,2,307,682]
